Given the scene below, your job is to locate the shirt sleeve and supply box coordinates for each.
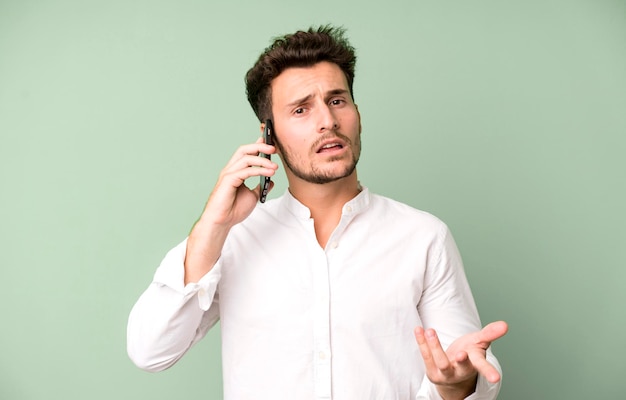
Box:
[126,238,222,372]
[414,224,503,399]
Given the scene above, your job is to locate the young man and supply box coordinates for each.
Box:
[127,26,508,400]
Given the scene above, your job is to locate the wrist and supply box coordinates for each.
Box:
[435,375,477,400]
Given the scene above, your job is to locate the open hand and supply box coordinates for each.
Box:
[414,321,508,398]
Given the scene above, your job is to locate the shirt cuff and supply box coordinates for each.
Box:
[152,238,223,311]
[466,375,501,399]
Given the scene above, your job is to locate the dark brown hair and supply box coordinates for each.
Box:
[245,25,357,122]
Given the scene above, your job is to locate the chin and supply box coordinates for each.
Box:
[304,163,358,185]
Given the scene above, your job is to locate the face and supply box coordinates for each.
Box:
[269,61,361,185]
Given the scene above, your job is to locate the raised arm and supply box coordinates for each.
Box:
[184,137,277,283]
[127,136,277,371]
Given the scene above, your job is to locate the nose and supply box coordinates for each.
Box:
[318,104,339,133]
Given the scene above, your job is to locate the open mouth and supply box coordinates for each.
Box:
[316,142,344,153]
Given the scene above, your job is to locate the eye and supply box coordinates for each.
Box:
[294,107,304,114]
[330,98,345,106]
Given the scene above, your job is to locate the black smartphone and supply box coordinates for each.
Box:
[259,119,274,203]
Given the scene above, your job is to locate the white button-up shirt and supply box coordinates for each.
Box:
[127,188,501,399]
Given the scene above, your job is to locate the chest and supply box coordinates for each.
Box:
[217,217,430,331]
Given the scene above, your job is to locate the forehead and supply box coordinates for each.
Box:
[270,61,349,104]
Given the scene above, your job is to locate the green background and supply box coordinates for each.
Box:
[1,1,624,399]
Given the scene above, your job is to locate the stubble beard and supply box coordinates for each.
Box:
[275,132,361,185]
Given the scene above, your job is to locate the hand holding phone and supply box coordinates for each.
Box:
[259,119,274,203]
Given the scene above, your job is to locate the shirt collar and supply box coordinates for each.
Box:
[279,184,371,220]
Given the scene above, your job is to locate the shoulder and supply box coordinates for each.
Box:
[367,192,448,232]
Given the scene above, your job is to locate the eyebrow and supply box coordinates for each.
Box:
[285,89,351,109]
[286,94,314,109]
[325,89,350,99]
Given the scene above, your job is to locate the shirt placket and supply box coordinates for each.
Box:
[310,207,354,400]
[307,221,332,399]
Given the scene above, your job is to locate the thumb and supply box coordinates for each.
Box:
[478,321,509,344]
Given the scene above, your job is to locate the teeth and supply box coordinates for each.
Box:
[322,143,339,149]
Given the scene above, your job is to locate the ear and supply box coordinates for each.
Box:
[355,104,362,133]
[259,121,265,135]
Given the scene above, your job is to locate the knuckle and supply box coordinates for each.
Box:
[426,371,444,385]
[439,361,452,372]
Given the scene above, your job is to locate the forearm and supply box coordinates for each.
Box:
[127,282,210,371]
[127,240,221,371]
[184,216,231,284]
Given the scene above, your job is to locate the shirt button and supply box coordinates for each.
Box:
[319,351,327,359]
[345,206,352,213]
[330,241,338,249]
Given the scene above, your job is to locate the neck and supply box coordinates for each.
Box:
[287,172,361,248]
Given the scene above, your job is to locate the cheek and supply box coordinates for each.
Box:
[274,135,306,160]
[341,110,360,129]
[275,119,318,155]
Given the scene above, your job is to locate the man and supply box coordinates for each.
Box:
[127,25,508,400]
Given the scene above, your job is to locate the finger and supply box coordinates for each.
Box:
[221,155,278,180]
[467,349,501,383]
[220,165,277,190]
[454,350,469,364]
[214,159,277,196]
[452,350,478,380]
[235,154,277,170]
[424,329,454,375]
[224,142,276,170]
[414,327,438,373]
[477,321,509,345]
